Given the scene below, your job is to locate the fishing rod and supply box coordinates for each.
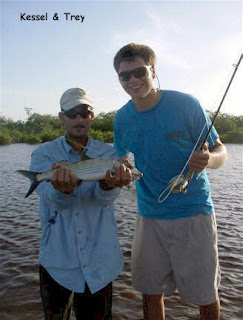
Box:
[158,53,242,202]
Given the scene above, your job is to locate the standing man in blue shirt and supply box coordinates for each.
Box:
[30,87,132,319]
[113,43,228,320]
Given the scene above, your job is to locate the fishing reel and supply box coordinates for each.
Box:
[168,169,195,194]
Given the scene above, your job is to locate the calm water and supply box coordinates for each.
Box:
[0,144,242,320]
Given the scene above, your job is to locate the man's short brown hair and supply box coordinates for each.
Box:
[113,43,156,72]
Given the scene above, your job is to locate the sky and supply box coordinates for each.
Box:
[1,0,242,121]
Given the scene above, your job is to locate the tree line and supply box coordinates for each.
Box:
[0,111,115,145]
[0,110,242,145]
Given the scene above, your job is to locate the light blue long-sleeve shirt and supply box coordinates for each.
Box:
[30,135,124,294]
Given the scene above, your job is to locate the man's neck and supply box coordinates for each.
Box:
[133,89,162,111]
[66,135,88,153]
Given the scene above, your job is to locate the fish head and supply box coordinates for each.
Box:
[131,167,143,180]
[112,160,143,180]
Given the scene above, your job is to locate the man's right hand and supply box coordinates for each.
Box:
[51,163,78,194]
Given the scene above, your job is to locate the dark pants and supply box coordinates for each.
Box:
[39,265,112,320]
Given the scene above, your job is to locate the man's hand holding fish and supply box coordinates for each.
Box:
[104,162,133,189]
[51,163,78,194]
[51,161,132,194]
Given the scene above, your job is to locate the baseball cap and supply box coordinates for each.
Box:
[60,87,94,111]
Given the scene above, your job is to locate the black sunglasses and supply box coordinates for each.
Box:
[63,106,92,119]
[118,65,151,82]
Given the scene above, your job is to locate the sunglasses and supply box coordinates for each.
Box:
[118,65,151,82]
[63,106,93,119]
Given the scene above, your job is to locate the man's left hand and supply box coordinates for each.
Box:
[104,163,132,189]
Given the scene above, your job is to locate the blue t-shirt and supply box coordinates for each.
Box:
[114,90,219,219]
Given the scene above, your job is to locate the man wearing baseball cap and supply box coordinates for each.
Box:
[29,87,132,319]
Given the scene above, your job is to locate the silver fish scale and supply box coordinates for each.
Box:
[37,158,119,182]
[70,158,118,180]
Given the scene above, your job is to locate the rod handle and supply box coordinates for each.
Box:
[185,168,195,182]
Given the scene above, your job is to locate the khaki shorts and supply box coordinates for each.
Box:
[131,214,221,306]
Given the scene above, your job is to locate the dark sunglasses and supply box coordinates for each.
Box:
[118,65,151,82]
[63,107,92,119]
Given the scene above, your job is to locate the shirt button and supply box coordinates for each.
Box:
[48,219,55,224]
[75,213,79,216]
[83,264,87,268]
[80,248,83,251]
[78,230,82,234]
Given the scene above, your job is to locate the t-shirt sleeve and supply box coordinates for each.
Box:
[187,96,219,148]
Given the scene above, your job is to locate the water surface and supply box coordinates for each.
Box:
[0,144,242,319]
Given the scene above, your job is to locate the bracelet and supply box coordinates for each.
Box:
[99,180,114,191]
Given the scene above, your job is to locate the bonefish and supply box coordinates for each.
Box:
[17,158,143,198]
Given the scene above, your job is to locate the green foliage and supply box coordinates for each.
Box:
[0,127,12,144]
[0,111,242,145]
[24,113,62,134]
[40,127,65,142]
[0,114,65,145]
[9,129,23,143]
[92,111,116,132]
[220,129,243,144]
[89,129,113,143]
[23,133,42,144]
[207,112,243,135]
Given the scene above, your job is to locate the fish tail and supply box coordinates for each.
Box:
[16,170,40,198]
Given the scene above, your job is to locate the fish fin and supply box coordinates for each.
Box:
[16,170,40,198]
[25,180,40,198]
[17,170,37,181]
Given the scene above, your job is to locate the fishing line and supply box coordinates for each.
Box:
[65,137,105,157]
[158,52,242,203]
[155,74,161,90]
[158,122,207,203]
